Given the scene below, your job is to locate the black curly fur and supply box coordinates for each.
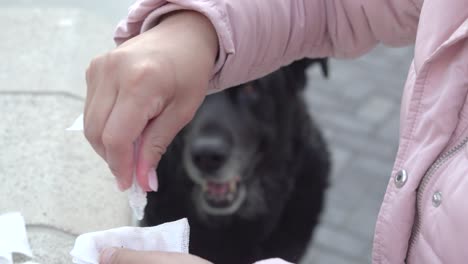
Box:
[141,59,331,264]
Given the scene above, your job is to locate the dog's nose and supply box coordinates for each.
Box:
[191,136,230,174]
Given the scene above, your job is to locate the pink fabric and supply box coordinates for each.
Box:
[114,0,468,263]
[114,0,420,92]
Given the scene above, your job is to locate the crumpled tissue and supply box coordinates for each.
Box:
[70,218,190,264]
[66,114,147,220]
[0,212,33,264]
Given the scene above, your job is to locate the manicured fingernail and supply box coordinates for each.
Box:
[148,168,158,192]
[100,247,116,264]
[115,179,126,192]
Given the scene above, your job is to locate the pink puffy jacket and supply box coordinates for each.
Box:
[114,0,468,263]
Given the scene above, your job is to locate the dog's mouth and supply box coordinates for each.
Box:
[198,176,246,215]
[203,177,240,207]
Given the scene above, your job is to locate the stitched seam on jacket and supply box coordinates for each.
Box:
[374,62,431,264]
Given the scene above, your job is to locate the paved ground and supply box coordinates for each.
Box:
[0,2,414,263]
[303,46,413,263]
[0,4,134,264]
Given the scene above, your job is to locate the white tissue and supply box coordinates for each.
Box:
[66,114,147,220]
[0,212,33,264]
[66,114,84,131]
[70,218,190,264]
[128,137,147,221]
[128,170,147,221]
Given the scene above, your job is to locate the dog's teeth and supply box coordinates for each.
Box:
[229,181,236,193]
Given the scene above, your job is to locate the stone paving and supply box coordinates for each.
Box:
[0,5,134,264]
[302,45,414,263]
[0,2,414,263]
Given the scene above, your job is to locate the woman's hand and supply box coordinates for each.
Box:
[99,248,213,264]
[84,11,218,192]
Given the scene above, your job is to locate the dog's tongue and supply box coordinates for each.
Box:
[207,182,229,195]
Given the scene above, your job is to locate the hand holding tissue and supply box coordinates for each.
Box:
[70,218,190,264]
[67,114,147,220]
[67,115,192,263]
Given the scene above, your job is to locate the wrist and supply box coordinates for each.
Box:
[158,10,219,67]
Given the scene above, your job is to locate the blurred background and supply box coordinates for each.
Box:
[0,1,413,263]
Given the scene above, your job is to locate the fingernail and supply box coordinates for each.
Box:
[100,247,116,264]
[115,179,126,192]
[148,168,158,192]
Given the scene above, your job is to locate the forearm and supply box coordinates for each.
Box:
[114,0,421,91]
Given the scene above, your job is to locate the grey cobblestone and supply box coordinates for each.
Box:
[328,145,353,178]
[312,224,366,259]
[343,196,383,240]
[377,110,401,143]
[303,44,413,262]
[314,111,375,135]
[340,80,374,102]
[357,95,396,124]
[329,131,398,160]
[319,198,353,227]
[302,246,364,264]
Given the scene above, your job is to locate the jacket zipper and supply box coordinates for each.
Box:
[407,136,468,260]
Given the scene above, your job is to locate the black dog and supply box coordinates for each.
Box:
[141,59,331,264]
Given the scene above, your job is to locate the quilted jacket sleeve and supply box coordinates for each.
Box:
[114,0,421,91]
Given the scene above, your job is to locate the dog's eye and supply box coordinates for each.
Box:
[238,84,259,104]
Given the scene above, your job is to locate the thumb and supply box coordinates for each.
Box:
[99,248,161,264]
[136,106,195,192]
[99,247,213,264]
[99,248,143,264]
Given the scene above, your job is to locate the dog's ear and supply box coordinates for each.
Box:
[311,58,329,78]
[290,58,329,78]
[286,58,329,91]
